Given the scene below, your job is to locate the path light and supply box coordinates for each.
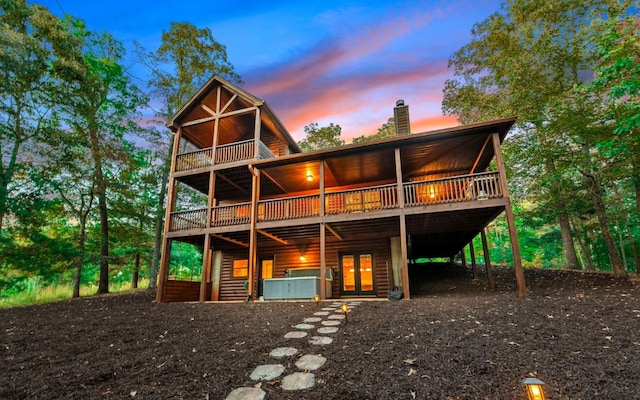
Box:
[314,295,320,306]
[341,303,349,323]
[522,378,546,400]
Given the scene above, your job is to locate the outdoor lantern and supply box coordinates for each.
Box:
[300,255,306,262]
[522,378,546,400]
[341,303,349,323]
[306,173,313,182]
[314,294,320,306]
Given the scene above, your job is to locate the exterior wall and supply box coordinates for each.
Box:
[218,250,250,301]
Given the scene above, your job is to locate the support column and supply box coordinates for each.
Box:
[319,160,326,299]
[199,234,211,302]
[248,167,261,300]
[481,229,495,290]
[492,132,527,297]
[470,241,478,280]
[254,108,261,159]
[156,127,182,303]
[400,214,411,299]
[461,248,467,268]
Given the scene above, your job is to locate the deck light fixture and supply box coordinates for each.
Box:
[300,255,306,262]
[522,378,546,400]
[341,303,349,323]
[306,173,313,182]
[314,294,320,306]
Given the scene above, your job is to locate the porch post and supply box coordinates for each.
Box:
[199,234,211,302]
[469,241,478,280]
[253,107,261,159]
[461,248,468,268]
[491,132,527,297]
[481,229,495,290]
[319,160,327,300]
[399,214,411,299]
[248,167,261,299]
[156,127,182,303]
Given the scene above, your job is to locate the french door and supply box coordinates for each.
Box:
[340,252,375,295]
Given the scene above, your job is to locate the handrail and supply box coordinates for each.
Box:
[258,195,321,221]
[325,183,398,214]
[175,148,213,172]
[211,202,251,227]
[175,140,274,172]
[403,171,502,206]
[169,208,208,231]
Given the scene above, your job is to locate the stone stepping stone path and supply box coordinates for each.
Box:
[295,354,326,370]
[226,387,266,400]
[269,347,298,358]
[317,327,339,334]
[225,300,361,399]
[284,331,308,339]
[250,364,285,381]
[281,372,315,391]
[309,336,333,345]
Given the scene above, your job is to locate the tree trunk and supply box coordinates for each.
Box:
[545,158,580,269]
[570,218,595,271]
[582,170,626,278]
[91,126,110,295]
[131,252,140,289]
[72,216,87,298]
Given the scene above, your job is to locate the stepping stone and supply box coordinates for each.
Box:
[281,372,315,391]
[285,331,308,339]
[328,314,345,320]
[250,364,285,381]
[296,354,327,371]
[317,327,339,334]
[303,317,322,323]
[294,323,315,330]
[309,336,333,345]
[321,307,336,311]
[349,302,362,306]
[330,303,342,306]
[270,347,298,358]
[313,311,329,316]
[321,320,340,326]
[226,387,266,400]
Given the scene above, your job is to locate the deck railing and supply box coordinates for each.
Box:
[175,148,213,172]
[325,184,398,214]
[168,172,503,231]
[258,195,321,221]
[169,208,208,231]
[175,140,274,173]
[404,171,502,206]
[211,202,251,227]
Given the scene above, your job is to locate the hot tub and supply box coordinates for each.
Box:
[262,268,333,300]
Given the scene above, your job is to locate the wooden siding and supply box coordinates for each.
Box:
[218,250,251,301]
[163,280,202,302]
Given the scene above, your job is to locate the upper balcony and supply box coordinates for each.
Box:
[167,171,504,232]
[175,139,274,173]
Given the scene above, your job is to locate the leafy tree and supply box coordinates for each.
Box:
[56,21,148,294]
[0,0,81,230]
[442,0,633,276]
[353,117,395,143]
[135,21,241,289]
[298,122,345,151]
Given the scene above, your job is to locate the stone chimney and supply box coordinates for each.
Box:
[393,99,410,136]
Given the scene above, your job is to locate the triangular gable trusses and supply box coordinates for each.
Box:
[166,75,300,152]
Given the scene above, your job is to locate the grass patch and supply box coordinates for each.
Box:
[0,278,150,308]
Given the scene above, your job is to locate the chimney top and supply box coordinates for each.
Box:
[393,100,410,136]
[395,99,405,107]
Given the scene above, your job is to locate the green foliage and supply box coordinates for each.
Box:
[353,118,395,143]
[298,122,345,151]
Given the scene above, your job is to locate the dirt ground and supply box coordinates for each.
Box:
[2,264,639,400]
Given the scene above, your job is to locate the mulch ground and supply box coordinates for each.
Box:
[2,264,639,400]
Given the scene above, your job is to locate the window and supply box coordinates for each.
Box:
[232,259,248,278]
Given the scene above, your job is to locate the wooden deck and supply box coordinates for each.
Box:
[168,171,502,232]
[175,139,274,172]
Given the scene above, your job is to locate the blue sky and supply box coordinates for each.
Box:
[35,0,502,141]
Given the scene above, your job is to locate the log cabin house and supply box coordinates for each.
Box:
[155,76,527,303]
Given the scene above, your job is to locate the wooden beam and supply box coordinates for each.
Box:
[470,135,492,174]
[261,169,288,194]
[211,233,249,248]
[395,148,405,208]
[319,160,325,216]
[248,168,261,299]
[180,107,257,128]
[320,223,327,300]
[469,240,478,280]
[200,103,216,116]
[254,107,261,159]
[325,223,343,240]
[480,229,495,290]
[199,233,211,302]
[257,229,288,245]
[399,214,411,299]
[220,94,237,114]
[215,171,248,194]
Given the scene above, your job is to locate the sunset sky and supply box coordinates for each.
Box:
[36,0,503,141]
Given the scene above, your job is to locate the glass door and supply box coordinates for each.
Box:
[258,258,273,297]
[340,252,375,295]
